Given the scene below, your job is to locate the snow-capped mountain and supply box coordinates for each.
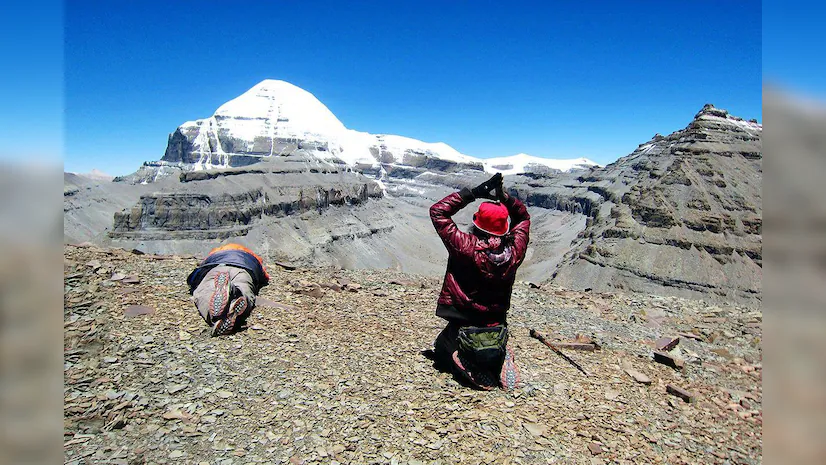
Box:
[481,153,598,175]
[159,80,595,175]
[67,169,114,181]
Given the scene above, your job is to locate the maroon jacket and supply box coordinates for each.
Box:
[430,188,531,326]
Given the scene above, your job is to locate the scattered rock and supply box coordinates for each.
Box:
[123,305,155,317]
[320,283,342,292]
[678,332,703,341]
[666,384,697,403]
[654,336,680,351]
[304,287,324,298]
[711,347,733,359]
[523,422,547,437]
[162,409,189,420]
[588,443,603,455]
[654,351,685,369]
[255,298,294,311]
[274,261,297,270]
[62,244,762,464]
[624,368,652,385]
[167,383,189,394]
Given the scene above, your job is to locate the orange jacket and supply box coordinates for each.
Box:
[187,244,270,294]
[208,244,270,282]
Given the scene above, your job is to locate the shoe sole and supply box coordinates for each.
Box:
[500,345,520,390]
[208,271,231,322]
[213,296,248,336]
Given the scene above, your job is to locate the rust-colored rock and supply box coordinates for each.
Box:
[124,305,155,317]
[655,336,680,351]
[588,442,603,455]
[667,384,697,403]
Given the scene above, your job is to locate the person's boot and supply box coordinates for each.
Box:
[499,344,520,390]
[208,271,231,322]
[212,295,249,336]
[451,350,498,390]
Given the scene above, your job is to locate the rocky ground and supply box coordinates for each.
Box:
[64,245,762,465]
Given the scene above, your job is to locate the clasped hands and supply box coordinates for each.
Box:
[471,173,507,201]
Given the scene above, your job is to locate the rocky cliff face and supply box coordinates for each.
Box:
[110,155,382,240]
[538,104,762,304]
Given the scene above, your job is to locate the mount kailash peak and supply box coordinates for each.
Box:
[140,79,597,182]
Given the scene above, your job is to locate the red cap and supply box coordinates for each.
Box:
[473,201,510,236]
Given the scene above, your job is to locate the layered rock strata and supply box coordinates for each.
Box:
[542,104,762,304]
[109,157,382,241]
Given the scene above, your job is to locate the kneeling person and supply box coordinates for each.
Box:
[429,173,531,390]
[187,244,270,336]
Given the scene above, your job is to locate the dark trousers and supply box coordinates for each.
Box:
[434,322,461,367]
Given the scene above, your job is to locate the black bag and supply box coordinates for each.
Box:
[456,325,509,368]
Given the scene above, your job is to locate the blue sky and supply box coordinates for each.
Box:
[18,1,764,175]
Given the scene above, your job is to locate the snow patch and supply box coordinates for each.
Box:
[481,153,600,175]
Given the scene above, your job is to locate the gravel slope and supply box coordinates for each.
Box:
[64,245,761,465]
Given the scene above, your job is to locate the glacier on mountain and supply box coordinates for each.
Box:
[160,79,598,175]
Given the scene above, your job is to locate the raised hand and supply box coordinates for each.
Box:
[471,173,503,200]
[495,177,508,201]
